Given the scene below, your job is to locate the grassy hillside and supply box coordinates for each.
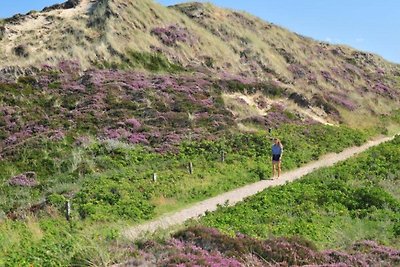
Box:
[0,0,399,125]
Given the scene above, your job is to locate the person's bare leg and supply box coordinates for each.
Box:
[278,161,281,177]
[272,162,276,178]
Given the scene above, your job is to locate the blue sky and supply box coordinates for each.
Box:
[1,1,399,63]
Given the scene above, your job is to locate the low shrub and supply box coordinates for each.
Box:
[141,226,400,266]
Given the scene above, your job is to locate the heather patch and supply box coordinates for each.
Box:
[0,62,316,157]
[320,70,339,86]
[373,82,398,98]
[151,24,196,46]
[139,226,400,266]
[8,172,38,187]
[325,93,358,111]
[330,66,356,84]
[288,64,310,80]
[155,239,243,266]
[311,94,341,120]
[307,73,318,85]
[172,226,324,266]
[0,66,222,153]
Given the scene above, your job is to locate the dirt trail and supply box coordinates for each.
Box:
[123,134,396,240]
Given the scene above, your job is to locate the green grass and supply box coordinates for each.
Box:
[199,136,400,249]
[0,217,130,266]
[0,123,371,265]
[95,51,184,72]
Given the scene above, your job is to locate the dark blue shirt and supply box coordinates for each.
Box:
[272,144,282,155]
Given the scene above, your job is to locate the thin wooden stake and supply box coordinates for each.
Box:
[221,150,226,162]
[65,200,71,222]
[152,173,157,182]
[188,162,193,174]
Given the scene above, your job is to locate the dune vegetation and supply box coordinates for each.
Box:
[1,0,400,265]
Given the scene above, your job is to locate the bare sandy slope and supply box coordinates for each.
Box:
[123,134,396,241]
[1,0,95,67]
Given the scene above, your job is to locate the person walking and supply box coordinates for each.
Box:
[272,138,283,178]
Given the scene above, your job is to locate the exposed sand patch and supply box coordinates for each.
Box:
[3,0,94,44]
[56,0,95,18]
[223,92,334,125]
[151,196,177,207]
[222,92,271,119]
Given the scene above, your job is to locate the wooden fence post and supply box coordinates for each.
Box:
[188,162,193,174]
[65,200,71,222]
[221,150,226,162]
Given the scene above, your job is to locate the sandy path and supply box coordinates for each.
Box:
[123,134,396,240]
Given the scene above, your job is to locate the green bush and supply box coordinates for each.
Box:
[47,193,67,211]
[394,222,400,237]
[17,76,37,85]
[95,51,184,72]
[253,164,270,180]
